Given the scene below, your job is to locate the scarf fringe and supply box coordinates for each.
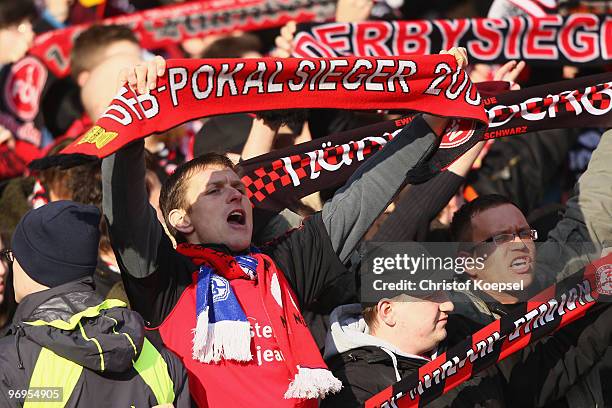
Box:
[283,366,343,399]
[192,307,210,361]
[193,310,252,363]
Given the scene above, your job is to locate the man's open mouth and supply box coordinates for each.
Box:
[227,209,246,226]
[510,256,532,273]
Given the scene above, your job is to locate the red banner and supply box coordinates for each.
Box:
[59,56,487,158]
[28,0,336,77]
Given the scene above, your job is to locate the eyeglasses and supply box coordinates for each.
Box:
[0,249,14,266]
[479,229,538,247]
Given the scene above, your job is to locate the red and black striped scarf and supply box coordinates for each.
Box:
[366,252,612,407]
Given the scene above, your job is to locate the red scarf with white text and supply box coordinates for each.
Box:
[58,56,487,158]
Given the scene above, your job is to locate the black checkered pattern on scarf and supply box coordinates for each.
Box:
[242,137,390,203]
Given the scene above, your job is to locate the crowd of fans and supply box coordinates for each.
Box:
[0,0,610,407]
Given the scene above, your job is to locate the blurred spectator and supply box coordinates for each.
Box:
[0,0,37,66]
[0,0,81,156]
[34,0,74,31]
[0,176,34,236]
[35,138,77,204]
[144,126,193,177]
[335,0,374,22]
[193,113,253,163]
[465,128,579,216]
[181,32,262,60]
[201,33,262,59]
[71,24,143,120]
[29,137,126,301]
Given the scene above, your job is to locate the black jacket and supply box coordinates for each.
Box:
[321,304,508,408]
[0,278,190,407]
[324,346,507,408]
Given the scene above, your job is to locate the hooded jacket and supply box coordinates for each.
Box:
[321,304,508,408]
[322,302,612,408]
[0,278,190,407]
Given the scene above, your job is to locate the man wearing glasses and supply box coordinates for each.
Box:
[451,194,539,305]
[446,129,612,408]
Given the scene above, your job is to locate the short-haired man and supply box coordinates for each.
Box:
[447,129,612,406]
[452,193,537,303]
[322,294,455,407]
[0,201,189,407]
[322,292,612,407]
[102,49,469,406]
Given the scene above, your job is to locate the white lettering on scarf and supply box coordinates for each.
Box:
[248,317,286,366]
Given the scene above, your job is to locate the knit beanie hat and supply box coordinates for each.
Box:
[12,200,101,288]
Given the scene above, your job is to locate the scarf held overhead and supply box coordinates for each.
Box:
[238,73,612,212]
[60,56,487,157]
[292,14,612,66]
[366,252,612,407]
[28,0,336,78]
[174,244,342,400]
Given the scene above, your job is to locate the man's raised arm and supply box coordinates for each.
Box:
[322,48,469,264]
[101,58,193,327]
[102,141,164,279]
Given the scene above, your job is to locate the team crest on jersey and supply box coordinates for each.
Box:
[439,118,476,149]
[595,264,612,295]
[3,57,47,121]
[211,275,231,302]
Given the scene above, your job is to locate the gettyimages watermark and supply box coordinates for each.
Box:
[361,242,610,304]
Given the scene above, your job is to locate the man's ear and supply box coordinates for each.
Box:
[457,250,479,278]
[77,71,90,88]
[377,299,395,327]
[168,208,194,235]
